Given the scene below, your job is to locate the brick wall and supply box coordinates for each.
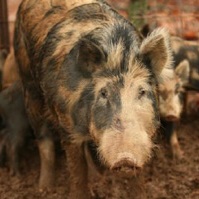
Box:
[4,0,199,49]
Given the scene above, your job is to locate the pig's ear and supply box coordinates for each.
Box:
[175,59,190,83]
[76,38,106,77]
[139,28,173,82]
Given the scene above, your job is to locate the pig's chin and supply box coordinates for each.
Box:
[111,167,141,178]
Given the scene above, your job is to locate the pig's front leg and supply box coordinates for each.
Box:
[66,142,91,199]
[37,124,55,191]
[170,126,183,159]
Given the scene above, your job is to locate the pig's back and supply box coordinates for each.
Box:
[14,0,118,83]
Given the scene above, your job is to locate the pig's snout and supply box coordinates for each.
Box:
[164,115,179,122]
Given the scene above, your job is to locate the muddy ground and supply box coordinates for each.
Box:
[0,114,199,199]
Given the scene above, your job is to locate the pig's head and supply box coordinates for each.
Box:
[159,59,190,122]
[81,27,173,173]
[58,27,173,175]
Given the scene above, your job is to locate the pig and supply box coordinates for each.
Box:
[2,48,20,89]
[0,82,32,176]
[158,59,190,159]
[14,0,173,197]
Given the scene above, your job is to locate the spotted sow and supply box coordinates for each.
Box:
[14,0,173,198]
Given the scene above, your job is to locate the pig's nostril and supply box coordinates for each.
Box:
[114,118,121,126]
[113,118,125,131]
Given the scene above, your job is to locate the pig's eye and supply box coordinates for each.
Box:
[175,83,180,94]
[138,88,146,99]
[175,83,185,95]
[100,88,108,99]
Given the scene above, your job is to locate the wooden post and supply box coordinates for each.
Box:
[0,0,10,52]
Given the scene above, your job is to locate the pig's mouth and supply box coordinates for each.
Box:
[164,115,179,122]
[111,159,141,176]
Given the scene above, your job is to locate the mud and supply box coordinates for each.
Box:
[0,115,199,199]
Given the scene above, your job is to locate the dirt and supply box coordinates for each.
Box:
[0,115,199,199]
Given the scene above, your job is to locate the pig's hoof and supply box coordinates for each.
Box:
[9,169,21,177]
[172,147,184,160]
[39,188,48,193]
[39,186,54,193]
[39,178,54,193]
[39,184,53,193]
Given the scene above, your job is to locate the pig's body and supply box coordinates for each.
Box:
[0,82,32,176]
[14,0,173,197]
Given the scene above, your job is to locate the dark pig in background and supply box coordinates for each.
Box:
[171,37,199,114]
[14,0,173,197]
[171,36,199,89]
[0,82,32,176]
[159,60,190,159]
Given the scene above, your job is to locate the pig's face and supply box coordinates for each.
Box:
[159,60,190,121]
[90,65,158,172]
[84,28,173,173]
